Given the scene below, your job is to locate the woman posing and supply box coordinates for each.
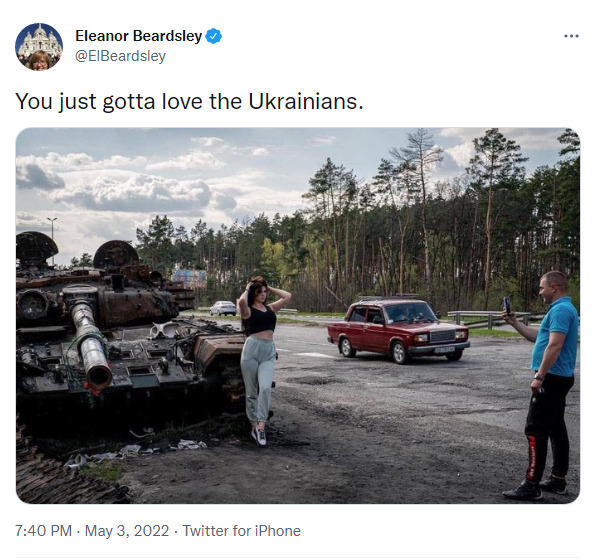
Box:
[237,276,292,446]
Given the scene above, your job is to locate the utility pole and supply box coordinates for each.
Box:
[47,217,57,266]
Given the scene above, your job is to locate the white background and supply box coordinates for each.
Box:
[3,2,593,558]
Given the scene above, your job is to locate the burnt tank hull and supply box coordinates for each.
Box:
[16,233,246,436]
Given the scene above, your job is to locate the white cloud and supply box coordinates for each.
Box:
[440,128,565,169]
[16,162,65,190]
[190,136,225,148]
[16,149,228,174]
[439,128,486,142]
[16,152,147,172]
[439,127,564,152]
[213,191,238,211]
[43,173,213,213]
[188,135,273,160]
[445,141,475,168]
[146,150,225,171]
[311,135,337,146]
[501,128,562,151]
[209,172,306,223]
[15,211,42,227]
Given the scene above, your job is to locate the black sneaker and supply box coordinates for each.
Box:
[540,476,567,495]
[502,481,542,501]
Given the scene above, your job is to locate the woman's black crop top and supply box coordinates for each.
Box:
[246,305,277,335]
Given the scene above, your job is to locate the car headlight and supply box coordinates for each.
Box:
[455,330,467,339]
[414,334,428,343]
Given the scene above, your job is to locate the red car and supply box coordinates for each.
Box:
[327,298,470,364]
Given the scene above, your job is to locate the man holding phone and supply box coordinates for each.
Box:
[501,271,579,500]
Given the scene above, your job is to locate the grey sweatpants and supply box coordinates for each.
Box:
[240,336,276,424]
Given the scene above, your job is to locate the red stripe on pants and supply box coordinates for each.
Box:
[526,435,537,482]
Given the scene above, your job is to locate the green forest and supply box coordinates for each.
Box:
[124,128,579,314]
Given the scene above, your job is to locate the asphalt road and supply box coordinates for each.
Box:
[274,323,580,438]
[121,320,580,504]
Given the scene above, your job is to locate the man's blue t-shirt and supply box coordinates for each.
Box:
[531,296,579,377]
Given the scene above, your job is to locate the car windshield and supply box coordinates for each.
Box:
[385,303,436,323]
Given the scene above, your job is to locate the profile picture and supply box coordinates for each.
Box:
[15,23,63,71]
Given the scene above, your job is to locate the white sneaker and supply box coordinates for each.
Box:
[256,428,267,446]
[250,426,257,442]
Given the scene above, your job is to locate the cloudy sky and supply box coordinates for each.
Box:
[16,127,568,266]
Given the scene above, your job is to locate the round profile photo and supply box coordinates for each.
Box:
[16,23,63,71]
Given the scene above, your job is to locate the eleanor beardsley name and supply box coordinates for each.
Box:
[75,30,202,44]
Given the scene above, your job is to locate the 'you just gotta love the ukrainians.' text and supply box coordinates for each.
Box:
[15,92,363,113]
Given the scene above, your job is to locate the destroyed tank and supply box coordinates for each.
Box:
[16,231,246,437]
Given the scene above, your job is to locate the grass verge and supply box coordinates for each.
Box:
[80,461,124,482]
[468,328,520,338]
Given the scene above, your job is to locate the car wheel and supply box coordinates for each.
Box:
[339,337,356,358]
[446,350,463,361]
[391,341,410,365]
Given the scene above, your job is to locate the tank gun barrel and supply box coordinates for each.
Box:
[71,301,113,391]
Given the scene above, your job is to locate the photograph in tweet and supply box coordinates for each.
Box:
[16,126,579,505]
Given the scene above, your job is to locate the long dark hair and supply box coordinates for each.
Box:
[241,276,268,333]
[246,276,268,306]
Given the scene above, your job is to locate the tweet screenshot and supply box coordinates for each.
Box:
[4,1,593,559]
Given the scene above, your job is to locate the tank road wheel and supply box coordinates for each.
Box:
[391,341,410,365]
[446,350,463,361]
[339,337,356,358]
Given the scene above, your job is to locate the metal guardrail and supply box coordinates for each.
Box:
[192,307,298,314]
[447,311,532,329]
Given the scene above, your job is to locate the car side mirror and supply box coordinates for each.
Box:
[373,316,385,324]
[435,312,442,319]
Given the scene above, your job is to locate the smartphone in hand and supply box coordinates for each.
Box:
[502,297,511,316]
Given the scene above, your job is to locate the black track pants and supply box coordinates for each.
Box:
[524,373,574,483]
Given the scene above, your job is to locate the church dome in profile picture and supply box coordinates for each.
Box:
[16,23,63,71]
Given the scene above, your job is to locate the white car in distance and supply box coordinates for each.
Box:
[209,301,237,316]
